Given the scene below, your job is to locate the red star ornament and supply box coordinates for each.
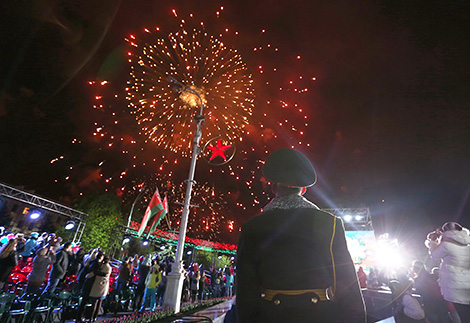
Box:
[207,139,232,161]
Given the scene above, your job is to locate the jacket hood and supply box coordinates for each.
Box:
[443,228,470,245]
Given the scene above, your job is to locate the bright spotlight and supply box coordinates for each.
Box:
[218,255,222,259]
[29,210,42,220]
[377,238,402,268]
[122,236,131,244]
[187,251,192,255]
[355,215,363,221]
[142,239,149,246]
[160,245,166,250]
[343,215,352,222]
[64,220,76,230]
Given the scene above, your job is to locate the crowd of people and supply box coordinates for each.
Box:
[353,221,470,323]
[0,228,235,322]
[0,173,470,323]
[125,254,236,312]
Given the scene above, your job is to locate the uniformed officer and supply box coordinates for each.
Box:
[236,148,366,322]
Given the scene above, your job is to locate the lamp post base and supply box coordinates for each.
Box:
[163,269,185,313]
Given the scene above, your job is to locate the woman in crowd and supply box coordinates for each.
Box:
[427,222,470,321]
[87,255,112,322]
[214,269,223,297]
[190,269,200,302]
[139,260,161,312]
[182,269,190,302]
[15,233,26,257]
[83,249,98,267]
[198,270,206,301]
[75,252,105,323]
[132,254,140,270]
[133,255,151,311]
[69,247,85,277]
[46,234,60,252]
[116,257,133,293]
[32,232,48,255]
[21,232,38,258]
[0,238,18,290]
[25,246,56,294]
[224,266,234,297]
[156,265,167,307]
[76,249,98,291]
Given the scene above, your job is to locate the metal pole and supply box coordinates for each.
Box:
[127,187,147,228]
[164,81,204,313]
[175,117,202,267]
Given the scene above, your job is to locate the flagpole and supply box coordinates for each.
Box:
[164,81,204,313]
[127,187,147,228]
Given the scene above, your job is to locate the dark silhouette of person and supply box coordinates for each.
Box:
[237,149,366,322]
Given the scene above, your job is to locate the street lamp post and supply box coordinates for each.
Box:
[163,79,204,312]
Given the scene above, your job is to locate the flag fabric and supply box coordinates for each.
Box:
[138,188,164,236]
[163,196,172,229]
[162,196,169,214]
[146,196,169,237]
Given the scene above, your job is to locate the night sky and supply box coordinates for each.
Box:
[1,0,470,249]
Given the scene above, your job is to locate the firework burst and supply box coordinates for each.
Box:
[126,21,255,155]
[59,7,319,243]
[127,175,230,241]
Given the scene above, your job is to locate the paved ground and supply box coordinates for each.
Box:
[67,298,235,323]
[187,297,235,323]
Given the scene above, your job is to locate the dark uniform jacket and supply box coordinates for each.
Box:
[0,252,18,282]
[50,248,69,280]
[237,195,366,322]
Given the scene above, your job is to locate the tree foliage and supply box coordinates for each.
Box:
[75,193,123,252]
[194,249,232,270]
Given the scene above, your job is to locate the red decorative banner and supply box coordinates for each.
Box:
[129,221,237,252]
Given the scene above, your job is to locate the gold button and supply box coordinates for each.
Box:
[273,299,281,305]
[311,297,318,303]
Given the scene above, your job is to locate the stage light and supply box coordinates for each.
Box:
[218,255,222,259]
[64,220,76,230]
[187,250,192,255]
[29,210,42,220]
[324,208,373,231]
[377,237,403,268]
[160,245,166,250]
[122,235,131,244]
[143,239,150,246]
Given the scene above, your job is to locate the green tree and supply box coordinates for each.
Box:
[160,244,176,259]
[194,249,232,270]
[75,193,123,252]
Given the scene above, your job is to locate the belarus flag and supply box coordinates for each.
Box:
[138,188,166,236]
[146,196,169,237]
